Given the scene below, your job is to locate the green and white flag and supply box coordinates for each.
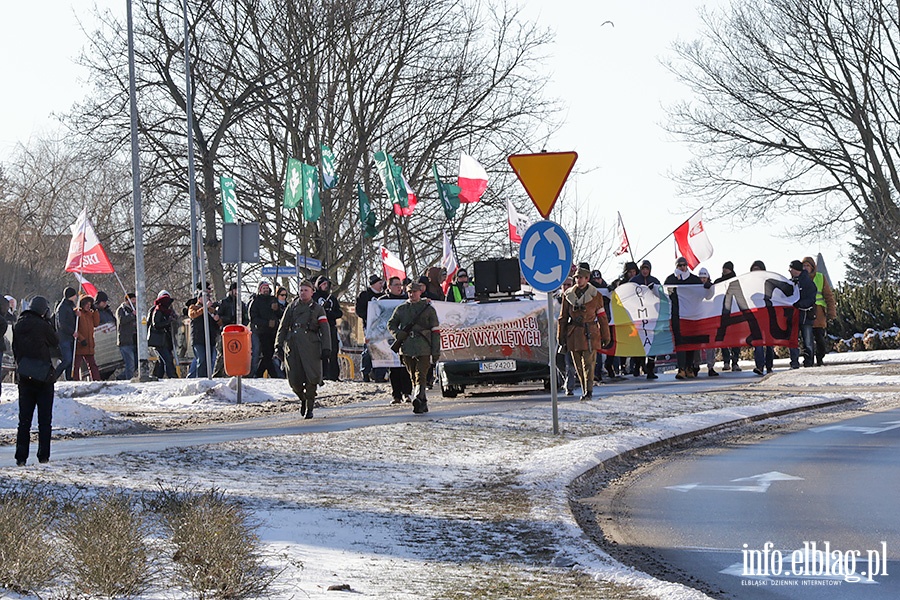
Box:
[283,157,321,222]
[220,176,237,224]
[301,162,321,222]
[433,164,461,221]
[321,144,338,190]
[283,157,304,209]
[357,184,378,238]
[373,151,406,207]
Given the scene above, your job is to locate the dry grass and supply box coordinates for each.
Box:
[152,487,277,599]
[58,492,154,598]
[0,483,59,595]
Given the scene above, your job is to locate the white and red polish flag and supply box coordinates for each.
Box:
[65,208,116,274]
[440,230,459,295]
[73,273,99,299]
[380,246,408,282]
[507,199,533,244]
[673,209,713,269]
[457,152,488,204]
[392,177,418,216]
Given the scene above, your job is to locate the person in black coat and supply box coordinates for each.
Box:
[13,296,60,466]
[713,261,742,371]
[789,259,817,368]
[314,276,343,380]
[148,290,179,378]
[55,287,78,380]
[664,257,703,379]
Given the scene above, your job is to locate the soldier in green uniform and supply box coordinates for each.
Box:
[388,282,441,414]
[275,280,331,418]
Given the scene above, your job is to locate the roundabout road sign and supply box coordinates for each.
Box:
[518,221,573,292]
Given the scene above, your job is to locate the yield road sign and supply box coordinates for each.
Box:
[508,151,578,218]
[518,221,572,292]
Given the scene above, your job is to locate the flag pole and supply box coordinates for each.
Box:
[618,211,636,265]
[636,208,702,263]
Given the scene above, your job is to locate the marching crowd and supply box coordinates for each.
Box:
[554,256,836,400]
[3,253,834,465]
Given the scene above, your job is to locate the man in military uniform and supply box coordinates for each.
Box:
[275,280,331,418]
[388,282,440,414]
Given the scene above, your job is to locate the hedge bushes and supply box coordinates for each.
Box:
[829,281,900,340]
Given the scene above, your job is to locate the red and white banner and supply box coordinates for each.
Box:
[65,208,116,274]
[507,199,532,244]
[366,298,550,367]
[673,209,713,269]
[659,270,799,352]
[392,177,418,216]
[440,230,458,295]
[458,152,488,204]
[380,246,407,282]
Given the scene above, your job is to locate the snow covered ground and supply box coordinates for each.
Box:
[0,350,899,599]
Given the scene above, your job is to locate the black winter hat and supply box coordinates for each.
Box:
[723,261,734,272]
[750,260,766,271]
[789,259,804,271]
[368,274,383,285]
[624,261,638,273]
[316,275,331,287]
[95,291,109,304]
[29,296,49,318]
[229,282,238,291]
[63,286,77,300]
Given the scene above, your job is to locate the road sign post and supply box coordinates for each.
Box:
[222,221,260,403]
[509,150,578,434]
[518,221,573,435]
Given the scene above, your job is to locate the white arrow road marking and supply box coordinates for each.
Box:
[809,420,900,435]
[666,471,804,493]
[522,231,540,269]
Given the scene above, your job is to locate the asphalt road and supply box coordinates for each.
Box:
[600,408,900,599]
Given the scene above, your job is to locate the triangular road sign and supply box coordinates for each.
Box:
[508,151,578,219]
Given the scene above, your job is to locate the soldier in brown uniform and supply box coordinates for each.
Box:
[275,280,331,419]
[558,267,611,401]
[388,282,441,414]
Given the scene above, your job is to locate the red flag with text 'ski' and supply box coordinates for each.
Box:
[380,246,407,282]
[65,209,116,274]
[673,209,713,269]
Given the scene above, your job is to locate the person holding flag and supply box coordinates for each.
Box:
[55,287,78,381]
[73,295,101,381]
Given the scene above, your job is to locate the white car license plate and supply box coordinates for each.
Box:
[479,360,516,373]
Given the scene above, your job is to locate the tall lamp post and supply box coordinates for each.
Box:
[126,0,150,380]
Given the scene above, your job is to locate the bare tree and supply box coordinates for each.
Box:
[665,0,900,260]
[71,0,557,299]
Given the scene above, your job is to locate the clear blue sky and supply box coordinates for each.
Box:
[0,0,850,283]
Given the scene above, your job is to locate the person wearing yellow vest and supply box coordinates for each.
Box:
[801,256,836,367]
[446,268,474,303]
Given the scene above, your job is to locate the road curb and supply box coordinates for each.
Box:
[565,396,856,599]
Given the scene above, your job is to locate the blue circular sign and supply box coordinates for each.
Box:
[518,221,573,292]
